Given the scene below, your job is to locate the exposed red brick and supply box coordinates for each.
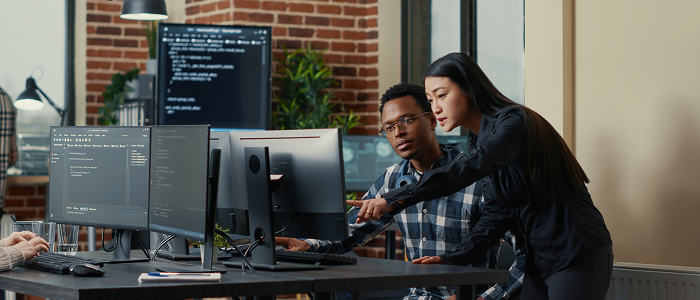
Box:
[366,55,378,64]
[195,16,209,24]
[278,14,302,24]
[343,31,366,40]
[345,79,366,89]
[87,61,111,69]
[359,68,378,76]
[329,80,342,89]
[358,92,380,101]
[3,200,24,207]
[11,211,40,220]
[139,62,146,70]
[306,41,329,50]
[272,27,286,36]
[359,18,377,28]
[140,40,149,48]
[114,62,138,71]
[86,106,99,114]
[125,51,148,59]
[114,39,139,47]
[96,26,121,35]
[367,6,377,15]
[344,103,378,112]
[323,54,342,63]
[27,199,46,207]
[318,4,341,14]
[114,16,138,24]
[87,3,94,10]
[218,0,231,9]
[289,3,314,12]
[272,50,285,61]
[367,31,378,39]
[96,3,121,12]
[87,14,111,23]
[343,6,366,16]
[124,28,142,36]
[331,18,354,27]
[333,0,357,2]
[358,43,378,52]
[233,12,248,21]
[86,117,97,125]
[186,5,201,15]
[289,28,314,38]
[86,83,107,92]
[249,13,274,23]
[277,39,302,49]
[86,73,113,80]
[225,12,233,21]
[210,13,225,22]
[306,16,329,26]
[96,95,104,103]
[201,2,216,12]
[332,91,355,101]
[262,1,287,11]
[333,66,356,76]
[359,0,377,3]
[359,115,378,125]
[87,26,96,34]
[331,42,355,52]
[317,29,340,39]
[8,187,36,196]
[97,50,122,58]
[234,0,260,9]
[343,55,365,64]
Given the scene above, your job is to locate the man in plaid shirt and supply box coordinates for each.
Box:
[277,83,524,300]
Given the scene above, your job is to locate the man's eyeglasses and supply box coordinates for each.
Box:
[379,112,432,138]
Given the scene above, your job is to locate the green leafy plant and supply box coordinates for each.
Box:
[272,44,361,134]
[142,20,159,59]
[99,67,140,126]
[190,224,230,249]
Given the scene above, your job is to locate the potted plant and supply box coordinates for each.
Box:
[99,67,140,126]
[190,224,230,264]
[272,44,360,134]
[142,20,159,74]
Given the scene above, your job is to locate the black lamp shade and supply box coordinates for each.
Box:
[15,78,45,111]
[121,0,168,20]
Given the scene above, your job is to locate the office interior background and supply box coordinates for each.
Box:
[0,0,699,282]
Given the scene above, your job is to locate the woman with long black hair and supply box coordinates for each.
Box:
[353,53,613,300]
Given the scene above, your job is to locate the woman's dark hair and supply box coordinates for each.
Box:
[379,83,432,117]
[424,53,589,196]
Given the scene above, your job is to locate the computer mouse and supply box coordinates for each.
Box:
[70,264,106,277]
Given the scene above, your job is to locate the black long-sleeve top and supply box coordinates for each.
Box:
[383,107,612,278]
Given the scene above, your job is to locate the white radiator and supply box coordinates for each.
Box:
[607,262,700,300]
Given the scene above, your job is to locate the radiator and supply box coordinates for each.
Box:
[607,262,700,300]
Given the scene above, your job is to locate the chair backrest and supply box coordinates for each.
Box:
[0,213,16,239]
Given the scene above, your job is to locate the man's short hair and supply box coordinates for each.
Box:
[379,83,431,117]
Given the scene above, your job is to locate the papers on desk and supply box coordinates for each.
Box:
[138,272,221,282]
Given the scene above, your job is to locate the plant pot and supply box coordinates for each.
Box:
[146,58,157,75]
[200,247,218,264]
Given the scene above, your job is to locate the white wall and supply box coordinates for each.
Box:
[0,1,66,133]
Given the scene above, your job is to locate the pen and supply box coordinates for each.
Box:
[147,272,212,277]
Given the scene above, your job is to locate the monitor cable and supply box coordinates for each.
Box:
[102,228,119,252]
[274,213,294,235]
[216,229,256,273]
[151,235,176,261]
[132,231,151,259]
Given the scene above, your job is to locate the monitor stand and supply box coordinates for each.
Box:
[223,147,325,271]
[155,149,226,273]
[77,229,150,263]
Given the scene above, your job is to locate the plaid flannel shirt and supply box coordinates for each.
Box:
[304,144,524,300]
[0,90,16,209]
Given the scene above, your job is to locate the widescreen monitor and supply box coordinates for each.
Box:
[228,129,349,241]
[156,23,271,130]
[48,126,151,262]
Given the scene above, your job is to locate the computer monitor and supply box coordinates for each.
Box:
[148,125,223,272]
[229,129,349,241]
[48,126,151,262]
[156,23,271,130]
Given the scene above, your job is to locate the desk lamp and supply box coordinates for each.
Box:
[15,77,65,126]
[120,0,169,20]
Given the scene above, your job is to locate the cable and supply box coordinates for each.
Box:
[152,235,175,261]
[274,213,294,235]
[102,228,118,252]
[215,229,256,273]
[132,231,150,259]
[242,240,262,273]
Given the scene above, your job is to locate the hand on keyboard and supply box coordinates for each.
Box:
[275,237,310,252]
[6,231,50,260]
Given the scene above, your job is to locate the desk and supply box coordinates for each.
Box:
[0,256,508,300]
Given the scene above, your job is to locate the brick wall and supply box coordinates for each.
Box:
[85,1,151,125]
[183,0,381,134]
